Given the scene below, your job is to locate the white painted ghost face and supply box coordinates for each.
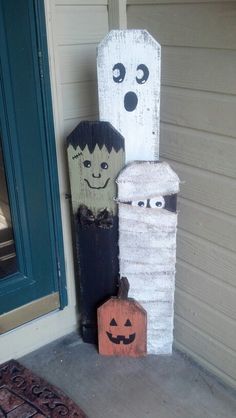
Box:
[97,30,161,162]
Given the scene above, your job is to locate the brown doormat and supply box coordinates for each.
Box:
[0,360,87,417]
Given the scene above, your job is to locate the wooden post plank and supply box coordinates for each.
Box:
[98,277,147,357]
[117,161,180,354]
[67,121,125,343]
[97,30,161,162]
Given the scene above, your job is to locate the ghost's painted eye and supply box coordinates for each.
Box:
[149,196,165,209]
[132,200,148,208]
[113,63,126,83]
[101,162,108,169]
[136,64,149,84]
[83,160,91,168]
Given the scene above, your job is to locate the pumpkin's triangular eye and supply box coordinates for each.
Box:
[124,319,132,327]
[110,318,117,326]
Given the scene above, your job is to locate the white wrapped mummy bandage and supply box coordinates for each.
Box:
[117,161,180,354]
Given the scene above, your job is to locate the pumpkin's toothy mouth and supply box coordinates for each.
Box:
[106,332,136,345]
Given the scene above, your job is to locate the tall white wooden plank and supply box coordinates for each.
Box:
[97,30,161,162]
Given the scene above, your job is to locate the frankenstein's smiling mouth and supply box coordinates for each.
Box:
[84,178,110,189]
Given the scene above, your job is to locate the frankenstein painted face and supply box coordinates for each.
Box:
[67,121,125,215]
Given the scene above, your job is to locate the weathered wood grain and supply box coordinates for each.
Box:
[67,122,125,343]
[97,30,161,162]
[98,278,147,357]
[67,121,125,215]
[63,115,98,139]
[118,162,179,354]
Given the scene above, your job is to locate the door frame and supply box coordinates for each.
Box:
[33,0,67,308]
[0,0,67,312]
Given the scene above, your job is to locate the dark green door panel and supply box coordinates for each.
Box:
[0,0,67,315]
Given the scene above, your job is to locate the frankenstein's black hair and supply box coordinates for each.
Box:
[67,121,124,153]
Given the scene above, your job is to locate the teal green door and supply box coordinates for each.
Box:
[0,0,67,327]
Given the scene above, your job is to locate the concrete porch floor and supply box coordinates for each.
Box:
[21,333,236,418]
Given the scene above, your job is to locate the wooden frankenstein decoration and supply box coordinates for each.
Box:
[67,121,125,343]
[98,277,147,357]
[117,161,180,355]
[97,30,161,163]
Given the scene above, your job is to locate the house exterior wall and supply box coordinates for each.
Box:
[127,0,236,388]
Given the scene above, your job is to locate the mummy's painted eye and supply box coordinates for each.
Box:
[136,64,149,84]
[149,196,165,209]
[132,200,148,208]
[101,162,108,169]
[83,160,91,168]
[113,63,126,83]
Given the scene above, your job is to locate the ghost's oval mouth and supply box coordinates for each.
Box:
[84,178,110,189]
[124,91,138,112]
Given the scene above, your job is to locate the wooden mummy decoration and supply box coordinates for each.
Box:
[117,161,180,354]
[97,30,161,162]
[98,277,147,357]
[67,121,125,343]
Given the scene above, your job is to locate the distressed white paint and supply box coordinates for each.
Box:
[97,30,161,162]
[117,161,179,354]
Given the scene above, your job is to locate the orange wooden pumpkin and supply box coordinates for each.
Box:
[97,277,147,357]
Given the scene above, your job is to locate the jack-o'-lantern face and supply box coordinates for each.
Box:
[98,297,147,357]
[106,317,136,345]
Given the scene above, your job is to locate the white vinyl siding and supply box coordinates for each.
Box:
[52,0,109,140]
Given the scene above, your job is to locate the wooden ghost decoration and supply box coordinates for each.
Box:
[67,121,125,343]
[117,161,180,354]
[97,30,161,163]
